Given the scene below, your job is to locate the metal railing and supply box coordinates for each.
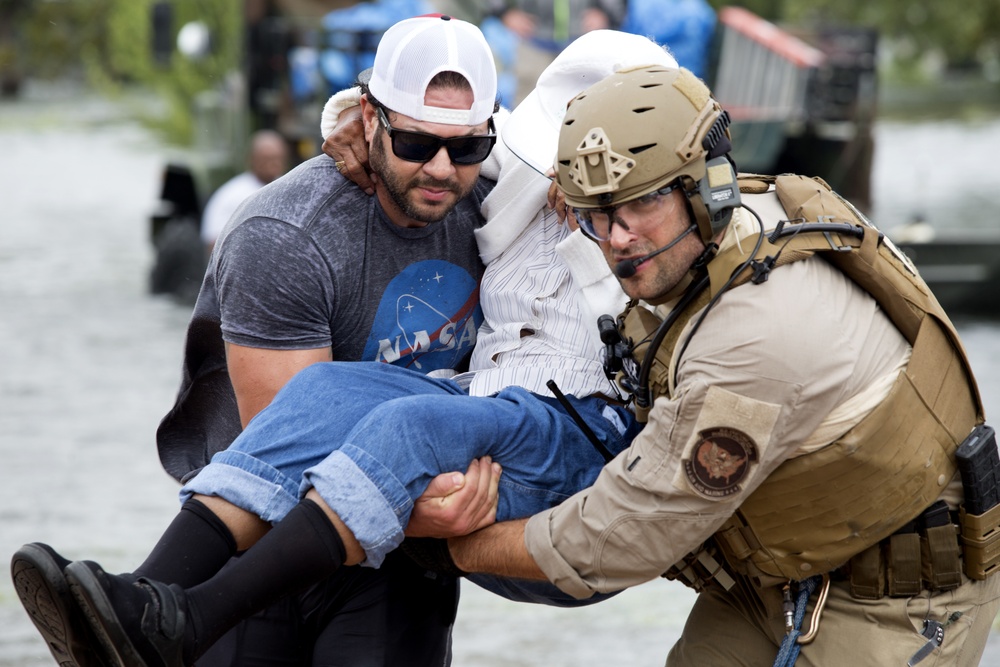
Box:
[712,6,824,123]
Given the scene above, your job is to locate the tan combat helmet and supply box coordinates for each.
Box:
[555,65,739,246]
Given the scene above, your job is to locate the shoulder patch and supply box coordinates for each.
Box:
[684,427,758,498]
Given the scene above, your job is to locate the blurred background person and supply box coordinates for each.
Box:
[486,0,625,104]
[200,129,290,253]
[620,0,715,79]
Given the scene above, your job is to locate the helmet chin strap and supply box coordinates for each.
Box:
[681,176,716,244]
[682,153,740,246]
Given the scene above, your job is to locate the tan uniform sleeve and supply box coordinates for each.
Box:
[525,255,911,598]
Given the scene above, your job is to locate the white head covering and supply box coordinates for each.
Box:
[503,30,678,174]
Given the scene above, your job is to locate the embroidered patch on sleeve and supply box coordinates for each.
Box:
[684,427,758,498]
[672,384,781,500]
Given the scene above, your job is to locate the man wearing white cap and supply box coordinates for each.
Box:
[11,27,680,667]
[14,14,502,667]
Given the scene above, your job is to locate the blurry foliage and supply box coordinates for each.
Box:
[16,0,240,145]
[7,1,1000,138]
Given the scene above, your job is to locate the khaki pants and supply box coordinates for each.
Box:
[667,574,1000,666]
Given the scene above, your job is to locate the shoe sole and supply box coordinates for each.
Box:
[65,561,151,667]
[10,543,109,667]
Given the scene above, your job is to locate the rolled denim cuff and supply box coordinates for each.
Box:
[179,450,302,523]
[303,448,408,568]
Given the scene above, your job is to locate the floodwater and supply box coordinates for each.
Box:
[1,82,999,666]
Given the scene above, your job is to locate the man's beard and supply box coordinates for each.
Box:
[370,131,475,224]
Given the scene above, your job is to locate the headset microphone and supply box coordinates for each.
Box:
[613,223,698,279]
[615,246,669,279]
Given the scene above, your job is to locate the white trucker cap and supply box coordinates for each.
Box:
[503,30,679,174]
[366,15,497,126]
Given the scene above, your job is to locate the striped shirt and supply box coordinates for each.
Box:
[457,158,627,400]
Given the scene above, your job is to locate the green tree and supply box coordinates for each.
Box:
[20,0,240,144]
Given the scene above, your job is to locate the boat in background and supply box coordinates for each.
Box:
[710,7,877,212]
[890,221,1000,318]
[710,12,1000,319]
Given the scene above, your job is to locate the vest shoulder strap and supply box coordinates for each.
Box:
[712,174,985,419]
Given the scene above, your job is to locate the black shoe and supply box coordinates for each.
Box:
[65,561,187,667]
[10,543,110,667]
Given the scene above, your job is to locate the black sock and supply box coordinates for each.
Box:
[182,498,347,661]
[134,498,238,587]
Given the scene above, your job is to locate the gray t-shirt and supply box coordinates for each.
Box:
[157,154,492,481]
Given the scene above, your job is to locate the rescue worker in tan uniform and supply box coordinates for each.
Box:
[446,64,1000,665]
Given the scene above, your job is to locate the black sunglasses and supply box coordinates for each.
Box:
[376,107,496,165]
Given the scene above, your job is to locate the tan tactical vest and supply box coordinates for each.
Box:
[618,174,985,582]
